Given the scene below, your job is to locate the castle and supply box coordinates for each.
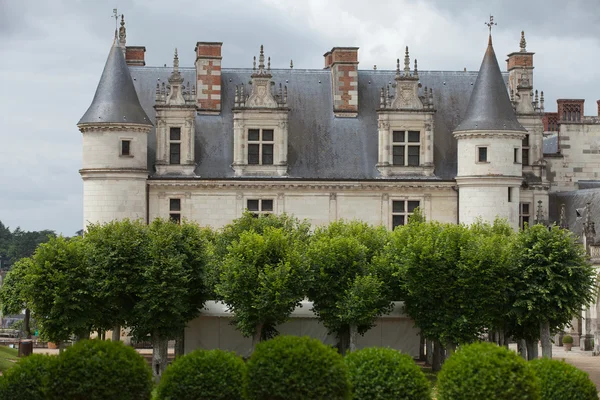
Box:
[78,17,600,354]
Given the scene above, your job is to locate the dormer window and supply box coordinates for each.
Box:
[248,129,274,165]
[169,127,181,165]
[392,130,420,166]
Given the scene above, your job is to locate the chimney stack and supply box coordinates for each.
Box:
[195,42,223,114]
[125,46,146,66]
[324,47,359,117]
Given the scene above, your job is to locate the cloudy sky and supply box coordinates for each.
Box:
[0,0,598,235]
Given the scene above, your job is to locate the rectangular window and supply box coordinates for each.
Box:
[522,134,529,166]
[391,200,420,230]
[519,202,530,229]
[169,198,181,224]
[246,199,274,217]
[514,148,520,163]
[169,127,181,165]
[392,130,420,167]
[121,140,131,156]
[508,187,513,203]
[247,128,275,165]
[478,147,488,162]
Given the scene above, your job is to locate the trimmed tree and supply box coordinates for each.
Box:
[509,224,596,359]
[0,257,34,337]
[216,227,307,352]
[306,220,392,354]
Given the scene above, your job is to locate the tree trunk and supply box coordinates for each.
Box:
[446,342,456,356]
[152,331,169,384]
[76,329,90,342]
[526,338,538,360]
[249,322,264,357]
[432,341,442,372]
[111,324,121,342]
[419,333,426,361]
[338,329,350,356]
[439,343,447,365]
[425,339,433,366]
[24,308,31,339]
[349,324,358,353]
[175,327,185,358]
[498,330,505,347]
[540,320,552,359]
[517,339,527,359]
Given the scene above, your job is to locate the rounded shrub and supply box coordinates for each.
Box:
[46,339,152,400]
[437,342,540,400]
[562,335,574,344]
[156,349,246,400]
[345,347,431,400]
[246,335,350,400]
[529,358,597,400]
[0,354,56,400]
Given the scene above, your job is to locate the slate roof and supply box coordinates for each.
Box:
[454,37,525,133]
[79,40,152,126]
[130,65,493,180]
[543,134,559,154]
[549,189,600,238]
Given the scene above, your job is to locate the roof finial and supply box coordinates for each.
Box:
[404,46,410,74]
[173,48,179,71]
[485,15,497,44]
[253,56,256,71]
[290,59,293,69]
[258,45,265,71]
[119,14,126,46]
[520,30,527,52]
[267,56,271,71]
[395,58,400,78]
[414,58,418,76]
[112,8,121,41]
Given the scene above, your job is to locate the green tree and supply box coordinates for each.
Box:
[7,227,56,263]
[306,220,392,354]
[130,219,212,382]
[216,227,307,352]
[83,219,149,340]
[26,236,96,345]
[509,224,596,359]
[0,258,34,337]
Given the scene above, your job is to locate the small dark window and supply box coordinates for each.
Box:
[522,149,529,166]
[393,146,404,165]
[478,147,488,162]
[514,148,519,163]
[121,140,131,156]
[392,200,405,213]
[169,213,181,224]
[407,131,420,142]
[407,146,420,166]
[262,129,274,141]
[508,187,512,203]
[248,129,260,141]
[392,215,405,229]
[262,144,274,165]
[407,201,420,213]
[522,134,529,147]
[392,131,404,142]
[262,199,274,211]
[170,127,181,141]
[248,144,260,165]
[170,143,181,165]
[522,203,529,214]
[247,199,260,211]
[170,199,181,211]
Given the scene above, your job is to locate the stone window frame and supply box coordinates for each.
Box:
[390,199,421,230]
[477,146,489,163]
[519,202,530,229]
[513,147,521,164]
[391,130,421,167]
[119,138,133,157]
[169,127,182,165]
[247,128,275,166]
[169,198,182,224]
[246,198,274,217]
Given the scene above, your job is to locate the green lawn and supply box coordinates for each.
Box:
[0,345,19,372]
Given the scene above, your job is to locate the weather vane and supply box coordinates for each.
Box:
[112,8,121,37]
[485,15,497,34]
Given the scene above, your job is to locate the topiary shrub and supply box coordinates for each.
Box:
[0,354,56,400]
[46,339,152,400]
[345,347,431,400]
[529,358,597,400]
[562,335,574,344]
[156,349,246,400]
[437,342,540,400]
[246,335,350,400]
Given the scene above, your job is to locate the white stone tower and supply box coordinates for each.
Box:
[454,35,526,229]
[78,37,152,228]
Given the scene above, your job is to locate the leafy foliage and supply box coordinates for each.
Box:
[437,342,540,400]
[0,258,33,316]
[216,227,307,340]
[529,358,597,400]
[562,335,574,344]
[156,349,246,400]
[345,347,431,400]
[246,335,350,400]
[46,340,152,400]
[0,354,56,400]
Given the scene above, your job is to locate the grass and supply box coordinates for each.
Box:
[0,345,19,372]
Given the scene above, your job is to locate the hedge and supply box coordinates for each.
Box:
[0,354,56,400]
[529,358,597,400]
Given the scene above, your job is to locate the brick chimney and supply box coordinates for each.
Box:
[195,42,222,114]
[125,46,146,66]
[324,47,359,117]
[557,99,584,122]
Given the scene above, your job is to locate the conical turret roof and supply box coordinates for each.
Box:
[78,39,151,126]
[455,36,525,132]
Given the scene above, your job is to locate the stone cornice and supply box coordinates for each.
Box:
[79,168,149,179]
[147,178,457,191]
[455,175,523,187]
[453,130,526,140]
[78,123,152,133]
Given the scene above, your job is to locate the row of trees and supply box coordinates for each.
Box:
[0,221,56,270]
[0,212,596,378]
